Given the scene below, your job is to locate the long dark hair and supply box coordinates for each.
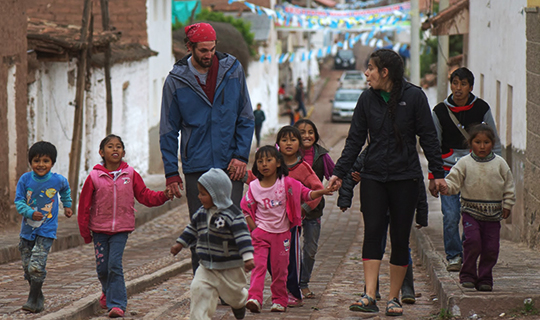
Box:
[467,123,496,147]
[252,146,289,180]
[294,119,320,145]
[370,49,405,148]
[275,126,302,157]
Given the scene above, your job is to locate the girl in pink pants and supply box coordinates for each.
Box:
[241,146,332,313]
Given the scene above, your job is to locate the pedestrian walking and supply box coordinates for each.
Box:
[276,126,325,307]
[431,67,502,272]
[170,168,255,320]
[328,49,446,317]
[241,146,332,313]
[295,79,307,117]
[254,103,266,148]
[441,124,515,292]
[15,141,73,313]
[78,134,171,318]
[337,148,428,304]
[281,96,296,125]
[159,22,254,273]
[294,119,335,299]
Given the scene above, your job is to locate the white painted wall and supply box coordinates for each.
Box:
[27,59,151,192]
[147,0,174,129]
[468,0,527,150]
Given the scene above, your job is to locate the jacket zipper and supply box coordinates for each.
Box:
[112,176,117,232]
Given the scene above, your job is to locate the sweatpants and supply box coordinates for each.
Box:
[249,228,290,307]
[190,265,248,320]
[460,213,501,287]
[360,178,419,266]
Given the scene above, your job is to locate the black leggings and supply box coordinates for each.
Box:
[360,178,419,266]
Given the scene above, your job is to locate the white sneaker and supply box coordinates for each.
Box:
[246,299,261,313]
[271,303,286,312]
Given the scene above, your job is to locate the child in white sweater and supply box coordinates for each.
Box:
[441,124,515,291]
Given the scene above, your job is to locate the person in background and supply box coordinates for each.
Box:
[254,103,266,148]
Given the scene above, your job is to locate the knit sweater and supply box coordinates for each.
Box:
[445,153,515,221]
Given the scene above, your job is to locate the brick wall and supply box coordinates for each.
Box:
[525,8,540,248]
[26,0,149,45]
[0,0,28,224]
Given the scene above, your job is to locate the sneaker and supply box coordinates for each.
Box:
[477,284,492,292]
[446,256,462,272]
[270,303,286,312]
[108,307,124,318]
[287,292,304,307]
[99,293,107,309]
[461,282,475,288]
[246,299,261,313]
[231,306,246,319]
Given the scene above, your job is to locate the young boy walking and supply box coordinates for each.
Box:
[171,168,254,320]
[14,141,73,313]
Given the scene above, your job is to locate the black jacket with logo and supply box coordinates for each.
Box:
[333,81,444,182]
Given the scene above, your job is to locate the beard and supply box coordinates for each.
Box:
[193,52,213,68]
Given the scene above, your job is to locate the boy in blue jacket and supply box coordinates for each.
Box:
[14,141,73,313]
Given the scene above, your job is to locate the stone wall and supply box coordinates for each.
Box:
[525,7,540,248]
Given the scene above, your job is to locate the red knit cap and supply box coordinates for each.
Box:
[184,23,216,43]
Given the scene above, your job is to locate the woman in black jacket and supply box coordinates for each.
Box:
[327,49,446,316]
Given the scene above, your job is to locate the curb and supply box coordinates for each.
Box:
[39,260,191,320]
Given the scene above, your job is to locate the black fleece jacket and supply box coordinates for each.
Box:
[333,81,444,182]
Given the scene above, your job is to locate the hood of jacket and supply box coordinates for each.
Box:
[444,93,477,109]
[198,168,233,210]
[93,161,129,174]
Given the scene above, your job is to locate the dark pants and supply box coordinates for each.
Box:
[255,125,262,147]
[185,170,244,274]
[360,179,419,266]
[295,100,306,117]
[19,236,54,283]
[460,213,501,287]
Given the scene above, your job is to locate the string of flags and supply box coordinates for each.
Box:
[227,0,414,64]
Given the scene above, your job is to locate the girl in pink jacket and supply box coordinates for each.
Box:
[78,134,170,318]
[241,146,332,313]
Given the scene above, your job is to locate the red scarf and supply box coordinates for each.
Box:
[195,55,219,104]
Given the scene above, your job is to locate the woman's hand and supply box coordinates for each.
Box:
[327,175,342,192]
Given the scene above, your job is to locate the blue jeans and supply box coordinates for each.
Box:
[300,218,321,289]
[93,232,129,311]
[441,170,463,261]
[19,236,54,282]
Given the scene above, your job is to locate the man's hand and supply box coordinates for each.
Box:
[244,259,255,272]
[340,207,348,212]
[64,208,73,218]
[170,243,183,256]
[351,171,361,183]
[429,179,447,198]
[32,211,44,221]
[327,175,342,192]
[227,159,247,181]
[166,179,183,199]
[502,208,511,219]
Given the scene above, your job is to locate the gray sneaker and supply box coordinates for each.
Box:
[447,256,462,272]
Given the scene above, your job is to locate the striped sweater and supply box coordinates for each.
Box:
[176,204,254,270]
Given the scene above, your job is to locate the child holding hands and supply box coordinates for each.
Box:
[171,168,255,320]
[78,134,171,318]
[15,141,73,313]
[441,124,515,291]
[242,146,333,313]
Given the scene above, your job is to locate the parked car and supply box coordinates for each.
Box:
[339,70,367,89]
[330,88,363,122]
[334,50,356,70]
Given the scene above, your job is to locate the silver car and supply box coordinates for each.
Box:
[331,88,363,122]
[339,70,368,90]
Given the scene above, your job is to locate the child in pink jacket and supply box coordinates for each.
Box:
[78,134,170,318]
[241,146,332,313]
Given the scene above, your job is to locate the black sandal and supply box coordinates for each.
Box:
[385,297,403,316]
[349,294,379,312]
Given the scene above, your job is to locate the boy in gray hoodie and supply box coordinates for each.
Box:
[171,168,254,320]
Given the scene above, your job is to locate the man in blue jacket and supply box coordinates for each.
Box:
[160,22,254,272]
